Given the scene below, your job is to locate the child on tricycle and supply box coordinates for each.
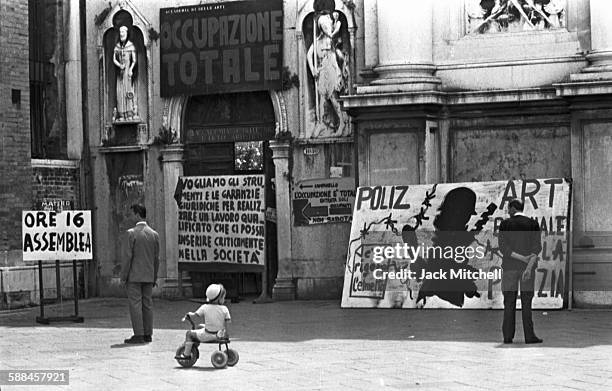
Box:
[175,283,238,369]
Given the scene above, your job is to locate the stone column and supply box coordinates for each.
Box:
[580,0,612,77]
[269,140,295,300]
[360,0,378,81]
[65,0,83,159]
[367,0,440,92]
[363,0,378,69]
[161,145,184,285]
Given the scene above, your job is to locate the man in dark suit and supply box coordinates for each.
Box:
[121,204,160,344]
[499,198,543,344]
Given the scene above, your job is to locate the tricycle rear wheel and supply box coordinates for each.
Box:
[211,350,228,369]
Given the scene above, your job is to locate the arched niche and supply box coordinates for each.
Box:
[162,90,288,143]
[96,1,152,145]
[296,0,356,140]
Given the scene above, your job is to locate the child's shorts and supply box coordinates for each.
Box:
[194,327,226,342]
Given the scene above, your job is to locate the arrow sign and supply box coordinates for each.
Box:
[302,203,328,219]
[292,177,356,226]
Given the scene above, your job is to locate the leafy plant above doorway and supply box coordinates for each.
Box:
[152,125,177,145]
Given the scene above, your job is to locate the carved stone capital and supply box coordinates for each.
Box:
[160,144,184,163]
[269,140,291,160]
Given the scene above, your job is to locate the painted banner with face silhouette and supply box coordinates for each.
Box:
[341,178,571,309]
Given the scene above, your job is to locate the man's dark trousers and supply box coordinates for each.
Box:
[502,269,536,341]
[127,282,154,337]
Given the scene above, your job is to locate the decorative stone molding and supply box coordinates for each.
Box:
[466,0,566,35]
[269,140,291,159]
[270,90,289,136]
[161,144,185,163]
[162,95,189,141]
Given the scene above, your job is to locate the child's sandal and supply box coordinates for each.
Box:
[175,354,192,360]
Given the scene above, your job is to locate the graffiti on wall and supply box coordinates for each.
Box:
[341,178,571,309]
[105,152,144,277]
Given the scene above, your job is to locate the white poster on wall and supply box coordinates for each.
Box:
[175,175,266,266]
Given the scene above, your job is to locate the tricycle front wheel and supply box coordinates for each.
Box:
[175,345,199,368]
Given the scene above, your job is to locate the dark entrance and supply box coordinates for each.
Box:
[182,91,277,300]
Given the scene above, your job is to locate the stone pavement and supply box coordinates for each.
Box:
[1,298,612,391]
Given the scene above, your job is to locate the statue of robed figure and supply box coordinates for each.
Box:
[113,25,139,122]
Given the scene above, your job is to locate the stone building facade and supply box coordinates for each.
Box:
[84,0,361,301]
[344,0,612,307]
[0,0,87,308]
[0,0,612,306]
[82,0,612,307]
[4,0,608,308]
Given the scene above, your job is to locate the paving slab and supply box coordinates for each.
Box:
[0,298,611,390]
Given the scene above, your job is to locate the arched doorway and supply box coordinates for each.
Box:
[181,91,278,299]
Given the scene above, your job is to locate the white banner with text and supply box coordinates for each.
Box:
[341,179,571,309]
[176,175,266,266]
[22,210,92,261]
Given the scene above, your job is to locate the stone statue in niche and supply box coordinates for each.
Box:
[113,25,139,122]
[467,0,565,34]
[305,9,351,138]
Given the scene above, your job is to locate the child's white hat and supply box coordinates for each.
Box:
[206,284,224,302]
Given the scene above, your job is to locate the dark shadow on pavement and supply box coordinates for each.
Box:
[110,342,148,348]
[174,366,219,372]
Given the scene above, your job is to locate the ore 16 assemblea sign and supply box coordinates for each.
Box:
[160,0,283,96]
[22,210,92,261]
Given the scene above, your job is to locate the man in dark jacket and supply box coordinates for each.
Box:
[121,204,160,344]
[499,198,543,344]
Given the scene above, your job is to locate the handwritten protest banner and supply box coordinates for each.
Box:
[176,175,265,266]
[341,179,571,309]
[22,211,92,261]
